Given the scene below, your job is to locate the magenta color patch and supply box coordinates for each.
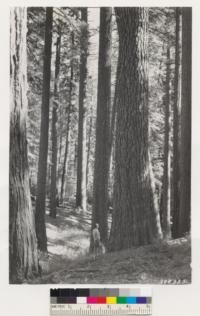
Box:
[87,297,97,304]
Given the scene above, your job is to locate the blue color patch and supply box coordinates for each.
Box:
[136,297,147,304]
[126,297,137,304]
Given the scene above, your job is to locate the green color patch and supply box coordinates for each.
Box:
[117,297,126,304]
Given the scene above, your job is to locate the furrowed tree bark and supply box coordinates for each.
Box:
[179,8,192,236]
[60,32,74,204]
[109,8,163,251]
[171,8,181,239]
[91,7,112,246]
[50,28,61,218]
[10,7,39,283]
[35,7,53,251]
[76,9,88,211]
[160,45,171,239]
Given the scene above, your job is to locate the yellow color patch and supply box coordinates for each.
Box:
[106,297,117,304]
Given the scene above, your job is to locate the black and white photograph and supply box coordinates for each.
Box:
[9,6,192,284]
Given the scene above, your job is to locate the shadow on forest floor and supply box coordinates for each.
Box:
[29,202,191,284]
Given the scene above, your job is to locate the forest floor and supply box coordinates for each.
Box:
[30,202,191,284]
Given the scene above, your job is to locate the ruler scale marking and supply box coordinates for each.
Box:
[50,288,152,315]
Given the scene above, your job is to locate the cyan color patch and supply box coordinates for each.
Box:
[126,297,137,304]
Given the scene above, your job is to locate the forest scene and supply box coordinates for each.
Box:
[9,7,191,284]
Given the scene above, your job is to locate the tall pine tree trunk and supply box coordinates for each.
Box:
[86,115,93,186]
[58,115,63,166]
[60,32,74,204]
[60,109,71,203]
[108,91,117,170]
[74,142,78,178]
[50,28,61,218]
[76,9,88,211]
[161,45,171,239]
[35,7,53,251]
[172,8,181,238]
[179,8,192,236]
[91,7,112,245]
[10,7,39,283]
[109,8,162,251]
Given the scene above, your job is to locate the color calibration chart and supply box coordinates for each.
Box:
[50,288,152,315]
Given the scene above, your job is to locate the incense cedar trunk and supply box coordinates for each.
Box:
[10,7,39,283]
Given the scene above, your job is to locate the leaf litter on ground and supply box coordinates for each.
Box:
[30,202,191,284]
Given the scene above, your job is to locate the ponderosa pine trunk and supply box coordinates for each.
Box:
[86,115,93,186]
[161,45,171,239]
[109,8,162,251]
[9,7,39,283]
[58,114,63,166]
[50,28,61,218]
[74,141,78,178]
[60,32,74,204]
[91,7,112,245]
[60,109,71,203]
[35,7,53,251]
[179,8,192,236]
[172,8,181,238]
[76,9,88,211]
[108,89,117,169]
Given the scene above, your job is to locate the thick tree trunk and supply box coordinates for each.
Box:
[172,8,181,238]
[91,7,112,245]
[50,29,61,218]
[60,32,74,204]
[76,9,88,211]
[109,8,162,251]
[161,45,171,239]
[35,7,53,251]
[179,8,192,236]
[9,7,39,283]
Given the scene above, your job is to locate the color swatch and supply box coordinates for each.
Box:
[50,288,152,305]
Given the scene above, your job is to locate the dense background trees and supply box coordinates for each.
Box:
[10,6,192,283]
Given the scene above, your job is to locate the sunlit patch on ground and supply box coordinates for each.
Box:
[44,203,91,272]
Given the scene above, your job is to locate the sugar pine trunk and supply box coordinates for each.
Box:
[109,8,162,251]
[50,29,61,217]
[92,7,112,245]
[76,9,88,211]
[179,8,192,236]
[160,46,171,239]
[35,7,53,251]
[172,8,181,238]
